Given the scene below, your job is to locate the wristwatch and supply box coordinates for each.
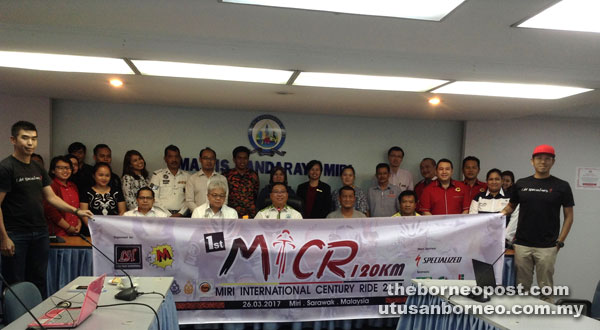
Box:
[556,240,564,248]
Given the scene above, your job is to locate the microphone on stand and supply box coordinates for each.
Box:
[0,273,46,329]
[77,233,139,301]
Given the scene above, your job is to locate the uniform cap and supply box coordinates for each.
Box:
[532,144,555,157]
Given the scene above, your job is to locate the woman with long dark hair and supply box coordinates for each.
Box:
[121,150,150,210]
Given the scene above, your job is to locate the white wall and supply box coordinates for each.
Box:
[465,118,600,301]
[51,99,464,192]
[0,94,51,163]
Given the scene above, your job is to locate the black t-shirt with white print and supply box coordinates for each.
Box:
[510,175,574,248]
[0,155,51,232]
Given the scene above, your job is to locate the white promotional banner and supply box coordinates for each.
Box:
[90,214,504,324]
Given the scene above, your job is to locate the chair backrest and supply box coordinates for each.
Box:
[264,196,304,215]
[592,279,600,319]
[3,282,42,325]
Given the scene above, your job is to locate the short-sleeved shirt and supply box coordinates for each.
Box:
[510,175,574,248]
[331,187,369,214]
[191,203,239,219]
[0,155,51,231]
[368,184,402,217]
[44,177,80,236]
[389,168,414,191]
[326,209,366,218]
[254,205,303,219]
[123,207,170,218]
[419,180,470,215]
[80,187,125,216]
[149,168,190,214]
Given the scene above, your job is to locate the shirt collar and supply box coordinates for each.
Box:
[436,179,457,188]
[485,188,505,197]
[205,207,222,217]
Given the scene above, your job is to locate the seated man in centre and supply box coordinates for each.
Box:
[254,182,302,219]
[327,186,366,218]
[191,181,238,219]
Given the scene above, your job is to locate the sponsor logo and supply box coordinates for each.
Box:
[170,280,181,295]
[248,114,286,156]
[204,232,226,253]
[184,280,194,295]
[197,280,215,297]
[114,244,142,269]
[422,256,462,264]
[199,282,211,293]
[415,254,422,267]
[147,244,174,269]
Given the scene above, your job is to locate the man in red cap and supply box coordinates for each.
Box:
[502,144,574,303]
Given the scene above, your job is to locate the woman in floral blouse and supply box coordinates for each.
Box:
[121,150,150,210]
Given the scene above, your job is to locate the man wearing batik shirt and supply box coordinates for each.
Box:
[225,146,259,218]
[255,183,302,219]
[462,156,487,201]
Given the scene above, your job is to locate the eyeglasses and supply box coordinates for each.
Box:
[55,166,72,171]
[137,196,154,201]
[209,193,226,199]
[201,157,216,161]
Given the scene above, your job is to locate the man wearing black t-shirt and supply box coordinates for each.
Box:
[0,121,93,296]
[502,144,574,303]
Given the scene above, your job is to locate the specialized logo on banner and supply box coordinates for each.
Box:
[248,114,286,156]
[90,214,504,324]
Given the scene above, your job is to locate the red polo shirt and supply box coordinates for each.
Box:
[463,179,487,202]
[419,179,470,215]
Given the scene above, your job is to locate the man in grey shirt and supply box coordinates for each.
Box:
[368,163,401,217]
[327,186,366,218]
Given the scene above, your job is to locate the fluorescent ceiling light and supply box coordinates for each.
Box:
[293,72,448,92]
[132,60,292,84]
[223,0,465,21]
[432,81,592,99]
[518,0,600,33]
[0,51,133,74]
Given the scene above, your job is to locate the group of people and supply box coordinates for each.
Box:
[1,120,574,304]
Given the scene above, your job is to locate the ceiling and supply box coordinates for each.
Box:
[1,0,599,120]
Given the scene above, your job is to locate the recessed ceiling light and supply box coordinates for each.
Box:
[131,60,293,84]
[223,0,466,21]
[109,79,124,87]
[294,72,448,92]
[517,0,600,33]
[432,81,592,99]
[0,51,134,74]
[428,97,441,105]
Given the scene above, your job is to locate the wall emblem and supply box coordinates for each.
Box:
[248,115,286,156]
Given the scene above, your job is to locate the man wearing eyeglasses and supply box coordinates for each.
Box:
[123,187,169,217]
[191,181,238,219]
[255,182,302,219]
[185,147,228,212]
